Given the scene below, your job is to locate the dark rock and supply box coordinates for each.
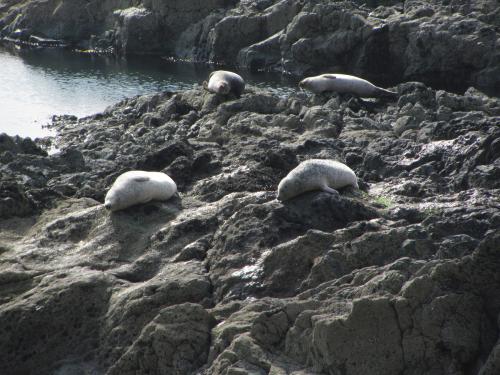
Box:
[0,180,35,219]
[137,140,194,171]
[0,133,47,156]
[113,7,163,55]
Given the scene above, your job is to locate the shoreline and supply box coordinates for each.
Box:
[1,0,500,372]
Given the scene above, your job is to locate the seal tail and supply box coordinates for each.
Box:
[376,87,398,100]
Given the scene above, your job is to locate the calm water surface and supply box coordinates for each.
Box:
[0,46,296,138]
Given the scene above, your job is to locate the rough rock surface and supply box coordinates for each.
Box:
[1,0,499,95]
[0,80,499,374]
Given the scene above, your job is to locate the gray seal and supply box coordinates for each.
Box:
[104,171,177,212]
[277,159,359,201]
[299,73,397,99]
[203,70,245,97]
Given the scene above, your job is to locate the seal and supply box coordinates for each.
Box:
[277,159,358,201]
[104,170,177,212]
[298,73,397,99]
[203,70,245,97]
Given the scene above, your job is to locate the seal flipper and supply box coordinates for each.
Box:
[376,87,398,100]
[322,74,337,80]
[133,176,150,182]
[321,185,339,195]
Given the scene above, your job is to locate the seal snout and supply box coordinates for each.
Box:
[104,202,113,210]
[219,82,230,95]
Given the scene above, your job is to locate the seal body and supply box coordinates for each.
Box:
[104,171,177,212]
[277,159,358,201]
[299,73,397,98]
[204,70,245,97]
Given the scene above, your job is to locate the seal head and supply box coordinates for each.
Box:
[299,76,333,93]
[215,81,230,95]
[204,70,245,97]
[277,175,303,201]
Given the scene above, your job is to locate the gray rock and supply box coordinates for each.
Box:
[107,303,215,375]
[113,7,162,54]
[1,80,499,374]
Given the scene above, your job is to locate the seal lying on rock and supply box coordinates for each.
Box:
[299,73,397,99]
[203,70,245,97]
[277,159,359,201]
[104,171,177,212]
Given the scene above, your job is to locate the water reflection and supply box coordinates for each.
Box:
[0,46,297,138]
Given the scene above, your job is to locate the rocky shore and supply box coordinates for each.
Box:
[1,0,499,95]
[1,78,499,374]
[1,0,500,374]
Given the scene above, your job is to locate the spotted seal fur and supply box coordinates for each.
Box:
[299,73,397,99]
[104,171,177,212]
[277,159,358,201]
